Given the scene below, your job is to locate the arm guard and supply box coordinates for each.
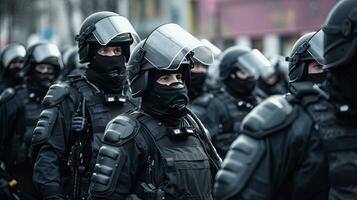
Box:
[214,134,265,200]
[89,115,139,199]
[32,83,70,155]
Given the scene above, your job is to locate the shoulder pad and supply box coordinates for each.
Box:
[192,93,214,106]
[241,95,297,139]
[103,115,140,146]
[0,88,15,104]
[42,83,70,107]
[214,134,265,200]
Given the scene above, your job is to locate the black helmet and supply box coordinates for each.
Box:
[127,23,214,97]
[219,46,268,80]
[320,0,357,69]
[0,43,26,70]
[23,42,63,77]
[286,32,318,82]
[75,11,140,63]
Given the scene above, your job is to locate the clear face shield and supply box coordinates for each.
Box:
[32,43,61,63]
[200,39,222,58]
[306,30,326,65]
[142,23,214,70]
[92,15,141,46]
[2,45,26,68]
[237,49,272,79]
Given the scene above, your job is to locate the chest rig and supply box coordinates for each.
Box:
[306,97,357,190]
[132,111,214,200]
[22,87,43,160]
[70,77,135,169]
[213,90,256,157]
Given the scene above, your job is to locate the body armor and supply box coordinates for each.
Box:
[307,97,357,199]
[210,89,257,158]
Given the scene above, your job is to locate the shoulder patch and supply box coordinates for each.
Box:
[214,134,265,199]
[241,95,297,139]
[0,88,15,104]
[42,83,70,107]
[103,115,139,146]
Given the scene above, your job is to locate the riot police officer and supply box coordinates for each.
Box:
[204,46,264,158]
[256,55,288,99]
[88,23,220,200]
[0,43,26,91]
[31,11,140,199]
[188,58,209,101]
[287,32,326,85]
[0,42,62,200]
[188,40,221,124]
[304,0,357,198]
[213,17,332,200]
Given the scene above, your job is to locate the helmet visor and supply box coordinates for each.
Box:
[143,23,214,70]
[307,30,325,65]
[237,49,271,78]
[3,45,26,68]
[200,39,222,58]
[32,43,61,63]
[92,16,140,46]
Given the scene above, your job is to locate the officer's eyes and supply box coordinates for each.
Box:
[176,74,183,81]
[158,76,169,82]
[113,48,122,55]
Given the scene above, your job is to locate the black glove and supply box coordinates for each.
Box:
[71,116,87,135]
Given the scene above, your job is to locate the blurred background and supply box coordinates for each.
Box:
[0,0,338,56]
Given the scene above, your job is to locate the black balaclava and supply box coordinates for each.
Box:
[142,69,189,126]
[224,70,256,99]
[3,60,24,87]
[188,71,207,101]
[86,53,126,94]
[306,71,327,84]
[326,59,357,123]
[27,67,56,98]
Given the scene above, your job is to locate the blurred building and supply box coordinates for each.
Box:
[197,0,338,57]
[128,0,198,37]
[0,0,339,57]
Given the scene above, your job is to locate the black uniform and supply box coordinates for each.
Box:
[291,81,357,199]
[0,85,46,199]
[0,42,63,200]
[31,75,136,199]
[89,23,220,200]
[89,109,220,200]
[32,11,140,199]
[203,46,265,158]
[214,92,330,200]
[204,88,258,158]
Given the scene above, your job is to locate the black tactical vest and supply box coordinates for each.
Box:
[306,99,357,199]
[133,111,214,200]
[189,93,214,123]
[70,77,135,169]
[213,90,256,157]
[21,88,43,163]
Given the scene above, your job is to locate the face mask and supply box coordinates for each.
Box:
[27,71,56,96]
[4,68,24,86]
[142,82,189,123]
[86,54,127,93]
[188,72,207,100]
[225,75,256,97]
[306,72,327,84]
